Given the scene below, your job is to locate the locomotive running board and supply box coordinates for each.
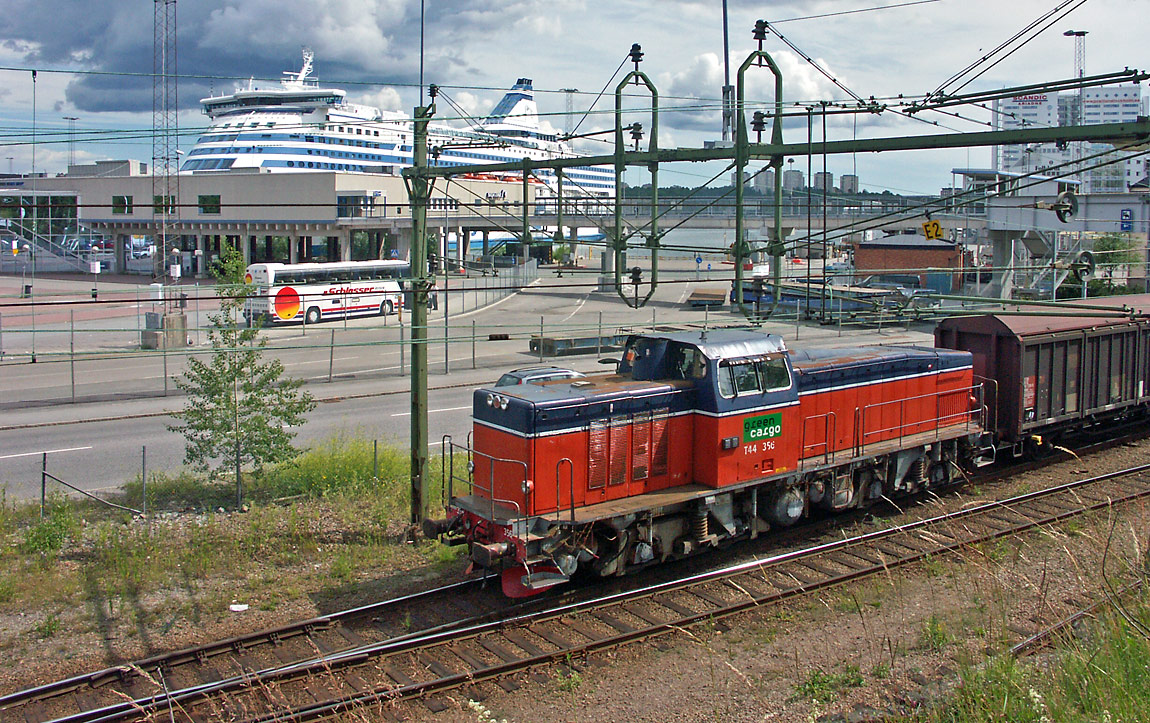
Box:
[503,564,568,597]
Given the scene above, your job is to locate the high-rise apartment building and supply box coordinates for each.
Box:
[994,84,1146,193]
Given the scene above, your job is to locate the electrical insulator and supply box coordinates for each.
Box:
[629,43,644,65]
[629,122,643,145]
[753,20,769,41]
[428,252,439,274]
[629,266,642,285]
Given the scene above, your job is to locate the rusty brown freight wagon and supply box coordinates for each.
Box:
[935,294,1150,456]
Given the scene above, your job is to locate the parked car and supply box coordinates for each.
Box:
[495,366,586,387]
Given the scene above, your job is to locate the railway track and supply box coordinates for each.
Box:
[18,461,1150,723]
[0,577,528,723]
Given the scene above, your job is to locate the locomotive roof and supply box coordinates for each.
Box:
[630,328,787,360]
[937,293,1150,337]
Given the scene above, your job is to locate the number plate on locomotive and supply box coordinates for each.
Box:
[744,413,782,442]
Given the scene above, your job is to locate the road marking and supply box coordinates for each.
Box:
[391,405,471,418]
[283,356,359,368]
[0,445,93,460]
[560,294,589,323]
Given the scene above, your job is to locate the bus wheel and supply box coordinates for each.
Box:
[381,300,394,316]
[305,307,321,324]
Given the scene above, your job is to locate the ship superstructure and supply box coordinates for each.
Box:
[181,51,612,196]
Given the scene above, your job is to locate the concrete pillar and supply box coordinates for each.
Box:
[482,229,490,257]
[243,234,254,265]
[987,230,1014,300]
[195,234,208,277]
[115,232,128,271]
[289,235,299,264]
[264,235,273,262]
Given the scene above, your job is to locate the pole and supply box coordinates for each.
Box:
[400,319,405,376]
[162,335,169,396]
[597,311,602,358]
[69,310,75,403]
[141,445,147,518]
[443,268,449,375]
[539,315,544,362]
[328,328,335,382]
[471,319,476,369]
[407,98,434,525]
[821,101,828,321]
[40,452,47,520]
[194,282,200,345]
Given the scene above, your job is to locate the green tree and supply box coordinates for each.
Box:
[168,245,315,501]
[1092,233,1141,287]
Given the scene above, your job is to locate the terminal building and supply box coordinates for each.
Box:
[1,163,535,278]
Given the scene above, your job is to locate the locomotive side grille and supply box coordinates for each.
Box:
[632,411,651,481]
[609,416,629,486]
[651,408,670,477]
[588,420,609,489]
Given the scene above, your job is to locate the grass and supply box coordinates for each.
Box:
[793,665,865,703]
[900,588,1150,722]
[0,436,469,657]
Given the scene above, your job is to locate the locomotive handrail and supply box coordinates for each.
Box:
[858,384,983,454]
[556,458,576,525]
[974,375,999,434]
[443,439,528,529]
[800,411,837,469]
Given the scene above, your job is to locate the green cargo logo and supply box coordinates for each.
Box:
[744,412,782,442]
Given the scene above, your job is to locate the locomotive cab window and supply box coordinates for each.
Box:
[761,354,791,391]
[719,356,791,398]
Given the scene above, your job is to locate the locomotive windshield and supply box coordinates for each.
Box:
[717,354,791,398]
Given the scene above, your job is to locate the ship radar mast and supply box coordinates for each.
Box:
[283,48,314,89]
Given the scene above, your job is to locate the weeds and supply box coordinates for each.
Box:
[920,615,951,652]
[32,614,61,639]
[793,665,864,703]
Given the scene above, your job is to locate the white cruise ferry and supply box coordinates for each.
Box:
[181,50,613,197]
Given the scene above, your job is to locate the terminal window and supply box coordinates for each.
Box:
[198,195,221,215]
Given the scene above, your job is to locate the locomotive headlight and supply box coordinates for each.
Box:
[521,479,534,495]
[500,396,510,410]
[486,393,495,407]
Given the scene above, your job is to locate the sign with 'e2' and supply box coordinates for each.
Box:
[744,413,782,443]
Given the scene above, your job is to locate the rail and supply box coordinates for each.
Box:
[856,384,984,456]
[556,458,575,525]
[444,437,528,530]
[799,411,837,468]
[39,452,143,518]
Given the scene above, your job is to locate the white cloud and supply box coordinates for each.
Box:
[355,87,404,112]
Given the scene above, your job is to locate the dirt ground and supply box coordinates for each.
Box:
[3,440,1149,722]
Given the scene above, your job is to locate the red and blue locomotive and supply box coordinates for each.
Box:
[427,329,985,596]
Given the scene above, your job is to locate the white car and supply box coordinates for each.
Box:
[495,366,586,387]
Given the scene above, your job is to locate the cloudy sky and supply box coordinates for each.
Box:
[0,0,1144,193]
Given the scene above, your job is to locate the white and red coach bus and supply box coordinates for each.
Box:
[243,260,408,325]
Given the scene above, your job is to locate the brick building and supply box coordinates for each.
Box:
[852,234,965,293]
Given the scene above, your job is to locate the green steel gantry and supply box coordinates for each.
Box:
[402,22,1150,523]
